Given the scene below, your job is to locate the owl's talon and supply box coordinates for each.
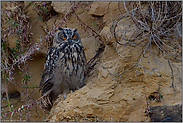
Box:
[42,96,48,108]
[47,96,52,106]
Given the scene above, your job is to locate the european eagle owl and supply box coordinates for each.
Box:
[39,27,86,110]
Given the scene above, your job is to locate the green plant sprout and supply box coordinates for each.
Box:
[1,108,5,118]
[22,73,31,83]
[41,3,48,12]
[10,40,27,58]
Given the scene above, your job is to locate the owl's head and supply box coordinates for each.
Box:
[53,27,82,47]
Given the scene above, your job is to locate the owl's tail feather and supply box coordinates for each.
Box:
[41,94,52,111]
[85,43,105,75]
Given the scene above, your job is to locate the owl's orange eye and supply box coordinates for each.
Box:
[72,35,75,39]
[62,35,67,39]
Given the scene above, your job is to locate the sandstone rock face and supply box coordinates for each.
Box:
[89,1,110,16]
[1,1,182,122]
[51,1,71,14]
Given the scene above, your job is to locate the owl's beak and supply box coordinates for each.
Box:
[68,39,72,45]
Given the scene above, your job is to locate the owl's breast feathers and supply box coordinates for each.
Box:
[39,42,86,96]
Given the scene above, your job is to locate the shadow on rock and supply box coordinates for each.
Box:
[149,104,182,122]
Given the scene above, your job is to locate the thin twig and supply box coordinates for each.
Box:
[166,58,177,91]
[4,96,43,117]
[143,86,152,116]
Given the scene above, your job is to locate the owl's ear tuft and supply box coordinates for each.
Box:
[58,27,63,30]
[74,29,77,32]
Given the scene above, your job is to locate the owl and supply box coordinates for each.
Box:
[39,27,87,110]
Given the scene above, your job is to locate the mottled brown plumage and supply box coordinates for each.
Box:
[39,27,86,110]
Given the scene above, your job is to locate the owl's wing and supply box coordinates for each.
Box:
[39,46,60,96]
